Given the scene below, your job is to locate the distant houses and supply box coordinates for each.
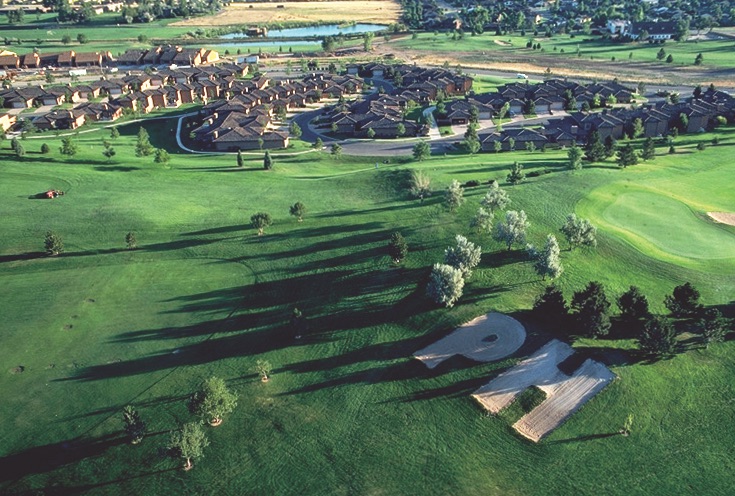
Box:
[0,45,219,71]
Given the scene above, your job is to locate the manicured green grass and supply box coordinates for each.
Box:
[394,32,735,69]
[0,121,734,495]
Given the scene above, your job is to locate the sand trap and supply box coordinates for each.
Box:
[513,359,615,442]
[414,312,526,369]
[494,40,512,46]
[472,340,573,413]
[472,339,615,442]
[708,212,735,227]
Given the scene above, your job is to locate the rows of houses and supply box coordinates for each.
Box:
[322,64,474,139]
[0,45,219,70]
[0,50,115,70]
[191,73,365,151]
[479,88,735,152]
[0,63,250,131]
[116,46,219,67]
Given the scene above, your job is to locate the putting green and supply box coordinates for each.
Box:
[601,190,735,260]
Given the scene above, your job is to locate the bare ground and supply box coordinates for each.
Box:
[371,37,735,87]
[172,1,401,27]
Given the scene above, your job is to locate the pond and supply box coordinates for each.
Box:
[203,41,320,49]
[222,23,387,39]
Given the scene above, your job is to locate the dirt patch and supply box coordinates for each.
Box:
[63,324,73,331]
[708,212,735,226]
[414,312,527,369]
[46,363,56,369]
[172,1,400,26]
[493,40,511,47]
[9,366,25,374]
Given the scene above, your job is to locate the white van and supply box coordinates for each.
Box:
[516,73,528,79]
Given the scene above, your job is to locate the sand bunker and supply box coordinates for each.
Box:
[472,340,615,442]
[414,313,526,369]
[707,212,735,227]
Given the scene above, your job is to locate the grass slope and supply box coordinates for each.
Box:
[0,123,734,495]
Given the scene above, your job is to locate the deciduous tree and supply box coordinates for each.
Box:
[481,181,510,213]
[413,140,431,161]
[444,179,465,212]
[289,202,306,222]
[444,234,482,278]
[470,207,493,236]
[426,263,465,307]
[494,210,529,250]
[250,212,272,235]
[168,422,209,471]
[528,234,563,280]
[188,376,238,426]
[560,214,597,250]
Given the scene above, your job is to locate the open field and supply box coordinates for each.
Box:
[171,1,401,27]
[0,117,734,494]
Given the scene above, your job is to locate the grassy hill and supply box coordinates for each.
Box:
[0,121,733,495]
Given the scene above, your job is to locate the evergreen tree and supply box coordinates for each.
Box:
[585,130,605,162]
[135,127,153,157]
[122,405,146,444]
[664,282,702,317]
[110,127,120,139]
[698,309,731,347]
[60,136,78,157]
[387,232,408,263]
[617,143,638,168]
[617,286,650,322]
[568,144,583,170]
[641,137,655,160]
[237,149,244,167]
[533,284,568,329]
[44,231,63,256]
[125,231,137,250]
[571,281,612,337]
[154,148,170,165]
[506,162,525,185]
[639,316,677,357]
[263,150,273,170]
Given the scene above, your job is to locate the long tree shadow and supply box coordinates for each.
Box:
[0,433,127,484]
[57,265,430,381]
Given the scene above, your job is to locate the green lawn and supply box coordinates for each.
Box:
[0,121,734,495]
[394,32,735,69]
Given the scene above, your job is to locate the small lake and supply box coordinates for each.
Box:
[222,23,387,39]
[204,41,320,49]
